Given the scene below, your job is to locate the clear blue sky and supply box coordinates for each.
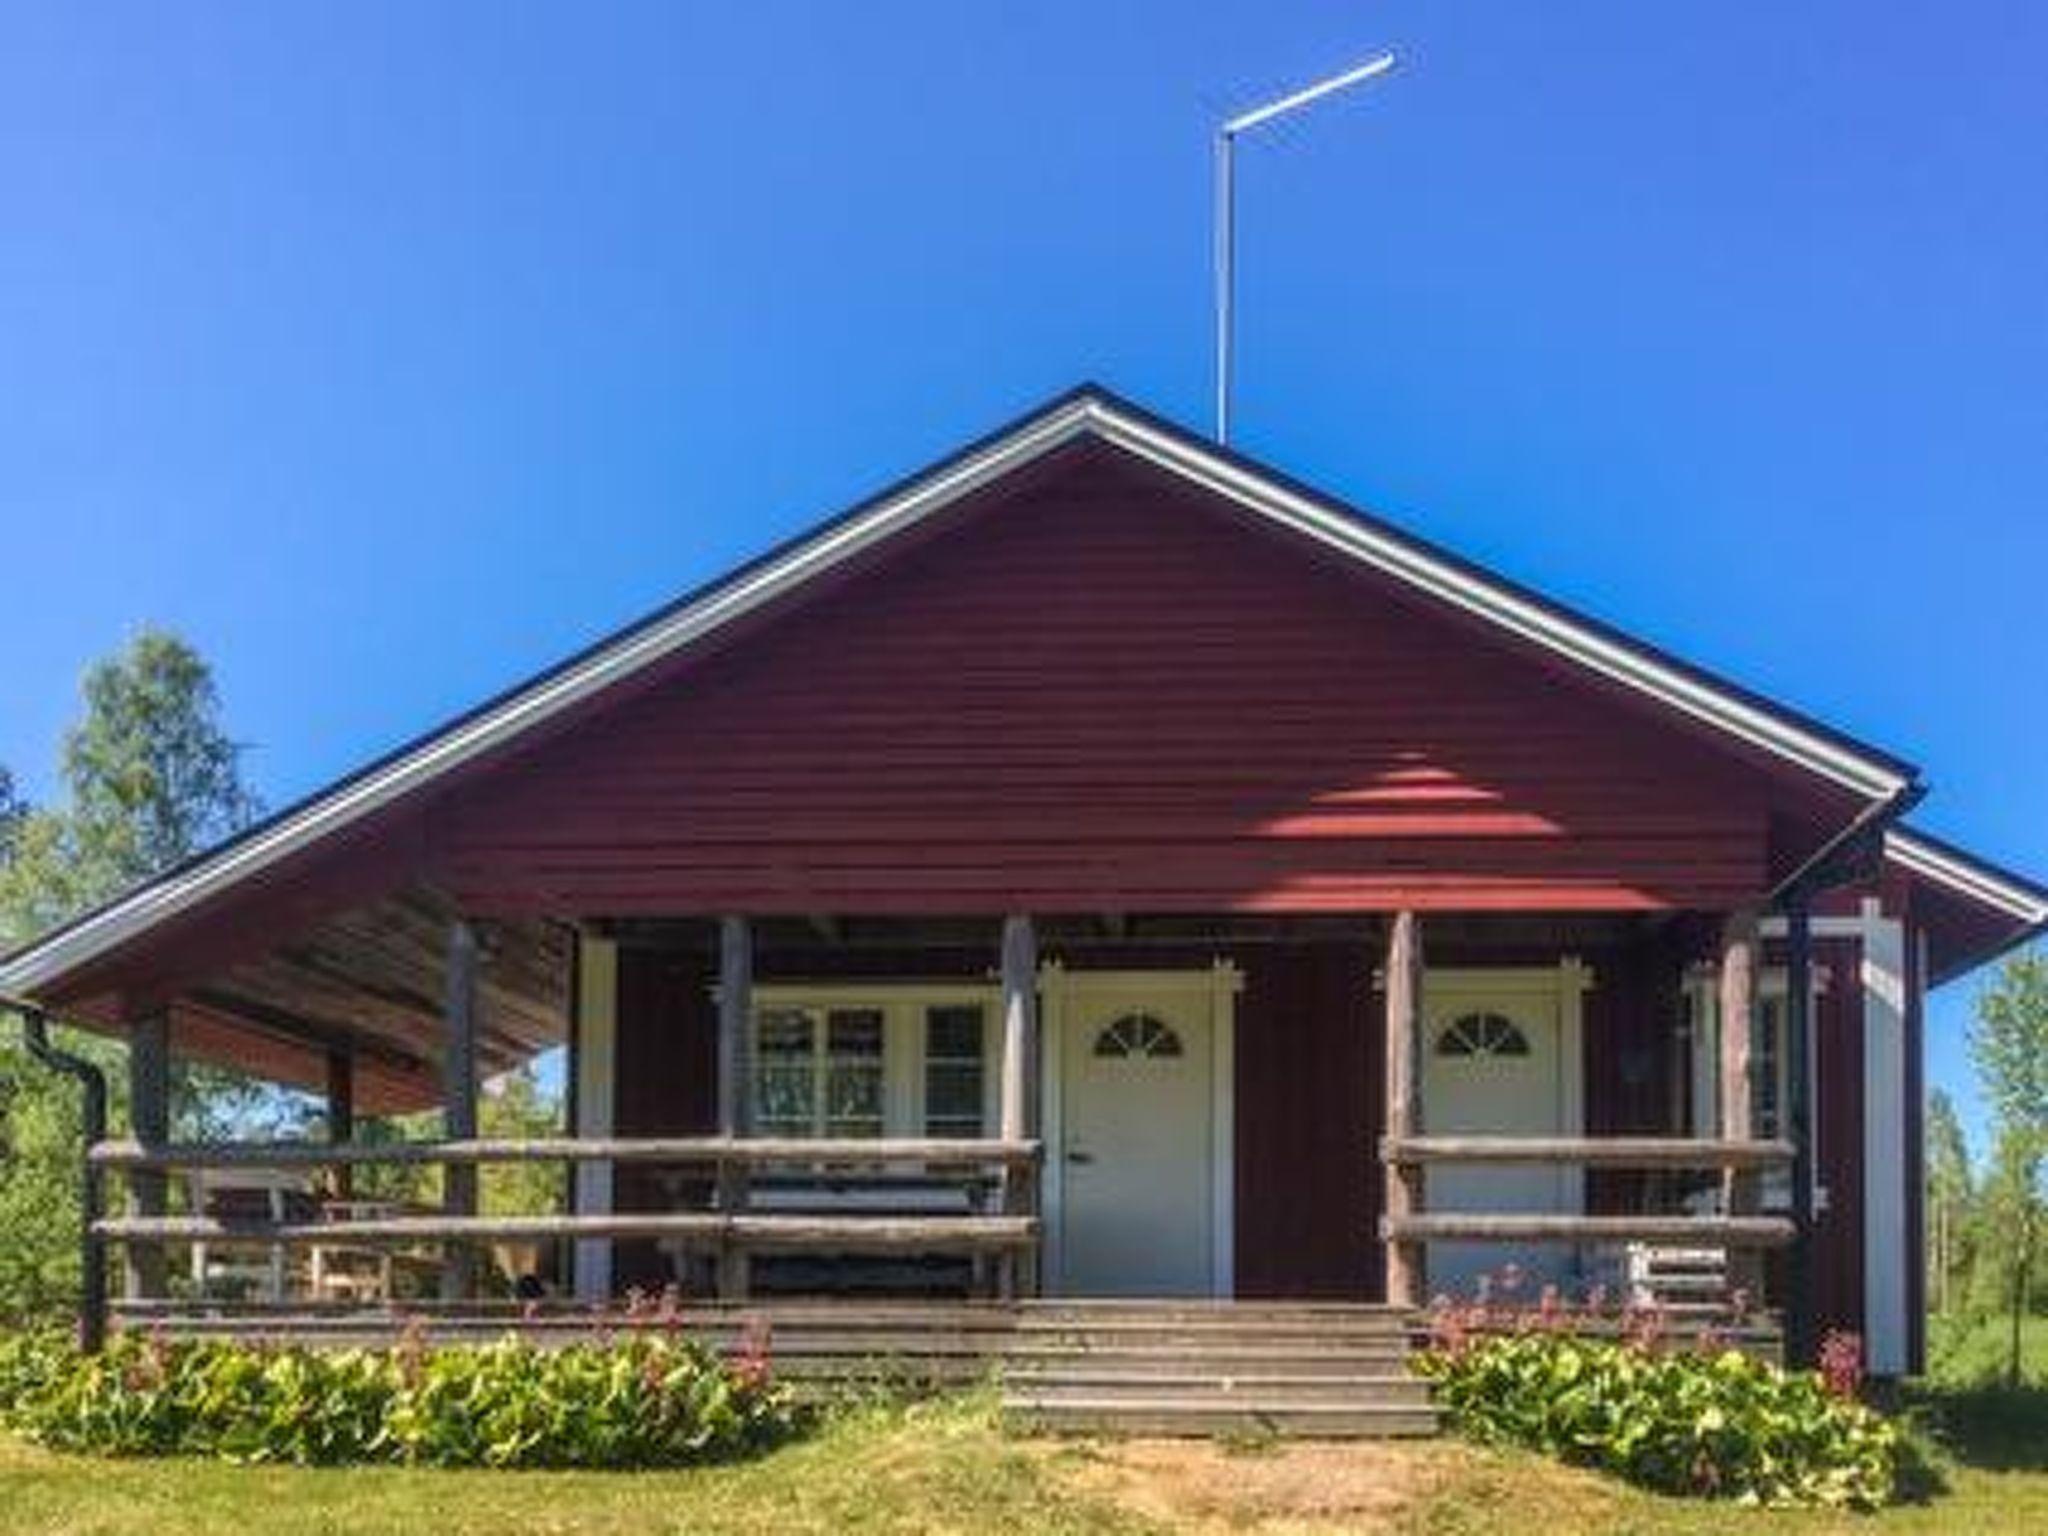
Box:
[2,4,2043,1154]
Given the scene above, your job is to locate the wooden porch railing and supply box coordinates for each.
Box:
[1376,1135,1797,1307]
[89,1136,1043,1306]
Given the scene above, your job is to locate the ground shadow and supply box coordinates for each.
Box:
[1903,1383,2048,1475]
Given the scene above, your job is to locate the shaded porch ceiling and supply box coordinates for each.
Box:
[167,883,572,1114]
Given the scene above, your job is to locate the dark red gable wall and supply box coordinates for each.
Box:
[432,454,1786,917]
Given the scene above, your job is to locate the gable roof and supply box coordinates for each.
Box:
[0,384,1941,997]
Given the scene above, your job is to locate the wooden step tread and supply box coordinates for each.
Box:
[1006,1399,1438,1439]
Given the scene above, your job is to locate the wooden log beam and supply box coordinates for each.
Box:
[716,915,753,1299]
[998,914,1039,1299]
[716,916,752,1138]
[1718,911,1763,1302]
[998,915,1038,1144]
[90,1136,1045,1170]
[125,1013,171,1301]
[1718,912,1758,1149]
[325,1048,355,1199]
[1783,899,1817,1365]
[442,920,479,1300]
[1381,1135,1795,1169]
[95,1212,1041,1251]
[1383,1213,1796,1248]
[1382,912,1423,1308]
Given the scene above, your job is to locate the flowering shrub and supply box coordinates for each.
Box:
[0,1322,798,1467]
[1417,1292,1898,1509]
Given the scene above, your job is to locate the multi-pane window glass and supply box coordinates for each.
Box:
[752,1006,886,1138]
[1435,1011,1530,1058]
[755,1008,818,1136]
[924,1005,985,1136]
[1093,1013,1183,1059]
[824,1009,885,1138]
[1755,998,1783,1140]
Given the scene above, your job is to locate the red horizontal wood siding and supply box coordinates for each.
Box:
[433,450,1787,916]
[1233,944,1381,1299]
[610,947,718,1292]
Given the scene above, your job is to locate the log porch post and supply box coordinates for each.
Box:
[998,914,1039,1298]
[124,1012,171,1301]
[1783,899,1817,1366]
[1382,912,1424,1309]
[325,1047,355,1199]
[716,915,753,1299]
[1718,910,1761,1304]
[441,920,479,1301]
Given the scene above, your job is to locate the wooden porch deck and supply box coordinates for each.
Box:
[111,1298,1441,1438]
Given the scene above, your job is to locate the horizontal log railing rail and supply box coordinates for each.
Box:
[90,1136,1044,1305]
[1381,1213,1795,1247]
[90,1136,1042,1171]
[1381,1136,1795,1170]
[94,1213,1038,1250]
[1377,1135,1800,1298]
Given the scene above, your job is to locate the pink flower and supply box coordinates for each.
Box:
[1818,1330,1864,1400]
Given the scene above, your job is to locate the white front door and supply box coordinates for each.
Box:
[1420,973,1581,1302]
[1051,973,1231,1296]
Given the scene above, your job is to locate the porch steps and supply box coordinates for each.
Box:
[999,1301,1436,1439]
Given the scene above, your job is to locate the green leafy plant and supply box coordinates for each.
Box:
[0,1324,799,1468]
[1415,1326,1900,1509]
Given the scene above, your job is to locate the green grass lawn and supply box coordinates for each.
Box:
[7,1318,2048,1536]
[5,1385,2048,1536]
[1928,1308,2048,1388]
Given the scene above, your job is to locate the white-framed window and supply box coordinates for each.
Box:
[922,1004,988,1137]
[752,1005,886,1138]
[746,985,998,1139]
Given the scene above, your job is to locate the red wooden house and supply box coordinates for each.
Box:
[5,386,2042,1380]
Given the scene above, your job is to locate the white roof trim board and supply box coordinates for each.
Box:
[1884,830,2048,927]
[0,389,1930,996]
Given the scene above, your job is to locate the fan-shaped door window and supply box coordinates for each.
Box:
[1093,1013,1185,1059]
[1435,1011,1531,1058]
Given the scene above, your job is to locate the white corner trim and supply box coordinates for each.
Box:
[1859,901,1910,1377]
[572,935,618,1303]
[1210,959,1240,1299]
[1037,960,1070,1294]
[2,388,1917,999]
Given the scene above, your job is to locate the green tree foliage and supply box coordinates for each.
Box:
[1969,949,2048,1386]
[0,766,26,865]
[0,1024,127,1323]
[1927,1088,1974,1314]
[0,629,262,945]
[0,629,286,1323]
[345,1064,565,1219]
[477,1064,565,1220]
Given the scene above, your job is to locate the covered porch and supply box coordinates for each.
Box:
[72,896,1856,1360]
